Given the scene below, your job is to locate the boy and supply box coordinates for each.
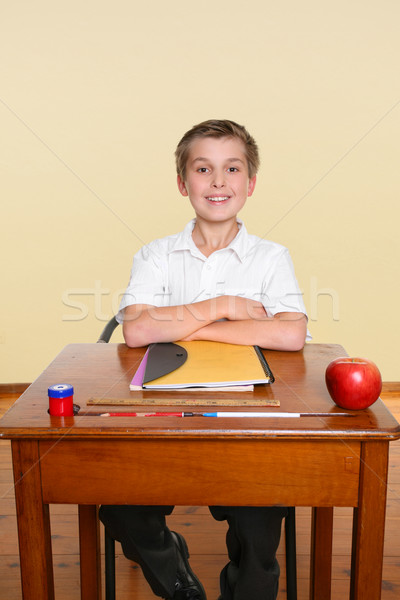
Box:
[100,120,308,600]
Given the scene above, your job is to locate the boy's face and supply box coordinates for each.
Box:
[177,136,256,226]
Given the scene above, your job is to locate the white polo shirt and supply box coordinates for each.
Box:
[117,220,308,326]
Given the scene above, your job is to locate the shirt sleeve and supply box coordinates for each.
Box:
[261,248,307,317]
[115,243,167,323]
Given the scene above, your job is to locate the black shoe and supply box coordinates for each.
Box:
[167,531,207,600]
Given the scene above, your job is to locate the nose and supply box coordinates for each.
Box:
[212,170,226,188]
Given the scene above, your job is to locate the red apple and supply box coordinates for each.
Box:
[325,357,382,410]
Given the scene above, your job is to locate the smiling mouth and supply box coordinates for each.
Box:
[206,196,230,202]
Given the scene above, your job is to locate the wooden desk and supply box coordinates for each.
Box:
[0,343,399,600]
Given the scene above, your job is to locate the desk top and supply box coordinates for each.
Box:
[1,343,399,441]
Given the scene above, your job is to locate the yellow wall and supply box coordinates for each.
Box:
[1,1,399,382]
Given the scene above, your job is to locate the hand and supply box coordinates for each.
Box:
[180,332,197,341]
[223,296,268,321]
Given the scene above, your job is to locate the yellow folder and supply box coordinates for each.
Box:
[142,341,274,390]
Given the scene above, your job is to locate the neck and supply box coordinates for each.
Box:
[192,218,239,257]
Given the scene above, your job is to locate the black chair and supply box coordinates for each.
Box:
[97,317,297,600]
[97,316,120,344]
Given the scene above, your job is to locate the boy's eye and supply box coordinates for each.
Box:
[197,167,209,173]
[227,167,238,172]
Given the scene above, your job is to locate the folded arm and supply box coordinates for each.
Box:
[122,299,225,347]
[183,312,307,351]
[122,296,307,351]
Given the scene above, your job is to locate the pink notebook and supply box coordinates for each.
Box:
[129,349,149,390]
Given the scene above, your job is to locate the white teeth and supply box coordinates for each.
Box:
[207,196,229,202]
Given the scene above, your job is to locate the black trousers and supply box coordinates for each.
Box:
[99,504,287,600]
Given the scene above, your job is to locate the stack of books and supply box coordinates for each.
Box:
[130,341,274,392]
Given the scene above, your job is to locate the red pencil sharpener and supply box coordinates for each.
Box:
[48,384,74,417]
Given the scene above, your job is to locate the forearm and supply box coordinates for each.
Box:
[186,313,307,351]
[122,298,229,347]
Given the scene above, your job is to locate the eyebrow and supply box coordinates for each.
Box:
[191,157,245,165]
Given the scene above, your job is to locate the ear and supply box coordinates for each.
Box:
[177,175,188,197]
[247,175,257,197]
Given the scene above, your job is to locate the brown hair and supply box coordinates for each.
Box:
[175,119,260,180]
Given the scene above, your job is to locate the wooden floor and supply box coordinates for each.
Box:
[1,385,400,599]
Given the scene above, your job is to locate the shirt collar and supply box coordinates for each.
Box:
[168,219,249,262]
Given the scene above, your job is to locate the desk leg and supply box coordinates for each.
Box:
[309,507,333,600]
[11,440,55,600]
[350,441,389,600]
[78,505,101,600]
